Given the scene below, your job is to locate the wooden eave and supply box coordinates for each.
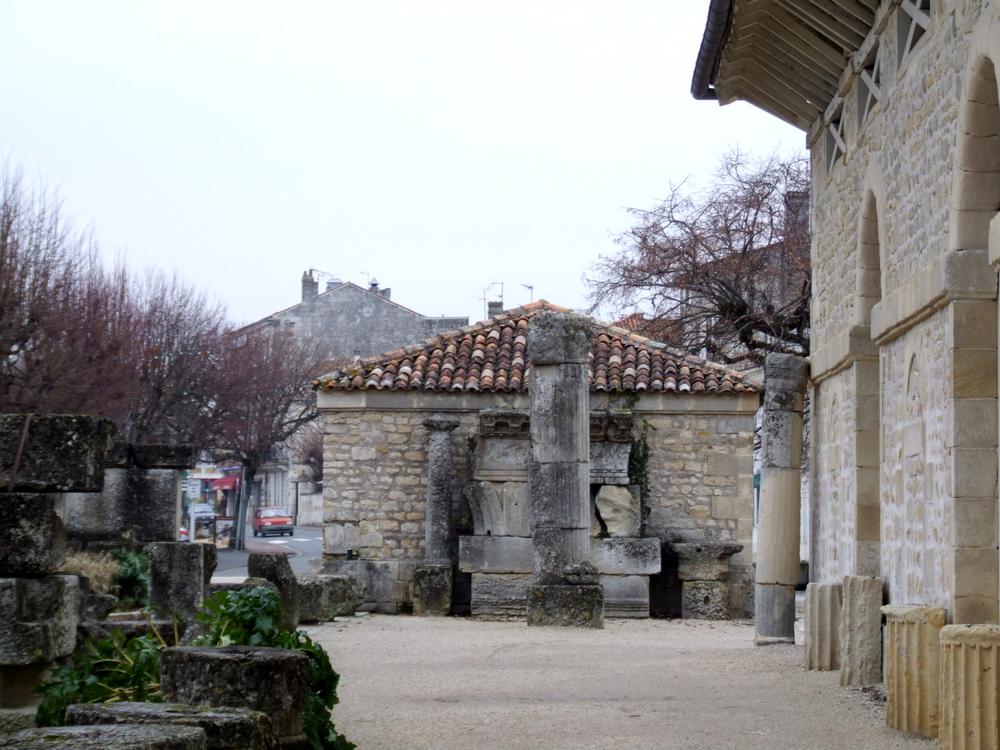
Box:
[712,0,880,131]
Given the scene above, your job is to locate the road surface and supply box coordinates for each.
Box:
[212,525,324,580]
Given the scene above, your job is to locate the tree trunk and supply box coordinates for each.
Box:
[234,462,253,551]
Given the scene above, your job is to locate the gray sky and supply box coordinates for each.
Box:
[1,1,802,326]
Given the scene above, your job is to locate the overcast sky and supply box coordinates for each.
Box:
[1,1,802,326]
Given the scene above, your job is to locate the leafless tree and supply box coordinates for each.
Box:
[213,327,325,549]
[589,151,810,367]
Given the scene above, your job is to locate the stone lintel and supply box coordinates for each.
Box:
[0,415,115,493]
[459,535,661,576]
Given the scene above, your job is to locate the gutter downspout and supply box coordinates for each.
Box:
[690,0,733,101]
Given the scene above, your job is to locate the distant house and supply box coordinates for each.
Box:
[243,272,468,516]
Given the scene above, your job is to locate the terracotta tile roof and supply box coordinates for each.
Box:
[313,301,760,395]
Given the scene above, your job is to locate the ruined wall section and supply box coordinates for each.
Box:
[323,410,477,561]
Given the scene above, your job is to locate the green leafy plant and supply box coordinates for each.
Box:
[628,421,652,508]
[36,627,165,726]
[111,546,150,609]
[193,587,354,750]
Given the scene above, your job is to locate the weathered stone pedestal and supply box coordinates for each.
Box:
[881,604,945,738]
[755,354,808,645]
[939,624,1000,750]
[247,552,299,631]
[672,542,742,620]
[413,415,459,616]
[804,582,842,671]
[526,312,603,628]
[160,646,309,742]
[149,542,217,622]
[66,702,278,750]
[412,564,453,616]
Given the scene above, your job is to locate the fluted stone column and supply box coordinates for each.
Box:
[413,415,459,616]
[526,312,603,628]
[755,353,808,645]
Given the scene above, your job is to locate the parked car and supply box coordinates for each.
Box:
[252,506,294,537]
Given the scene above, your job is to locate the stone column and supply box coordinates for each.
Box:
[413,415,460,616]
[526,312,603,628]
[755,353,808,645]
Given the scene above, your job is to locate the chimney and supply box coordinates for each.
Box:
[326,278,342,292]
[301,270,319,302]
[487,300,503,318]
[379,287,391,300]
[783,191,809,237]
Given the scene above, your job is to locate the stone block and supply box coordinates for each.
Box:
[839,576,883,687]
[149,542,216,623]
[600,575,649,618]
[160,646,309,739]
[589,441,632,485]
[529,365,589,463]
[529,462,590,530]
[322,522,358,555]
[882,604,945,739]
[296,574,365,622]
[0,494,66,576]
[939,624,1000,750]
[527,311,592,365]
[0,414,114,493]
[0,705,36,733]
[247,553,299,631]
[805,582,842,671]
[470,573,531,620]
[412,563,452,616]
[681,580,730,619]
[459,535,532,574]
[66,702,278,750]
[128,444,196,470]
[0,575,80,668]
[595,485,640,537]
[0,724,207,749]
[532,527,590,584]
[473,436,530,482]
[526,583,603,628]
[61,466,128,543]
[754,583,796,645]
[127,467,181,542]
[590,538,661,576]
[672,542,743,582]
[464,481,530,537]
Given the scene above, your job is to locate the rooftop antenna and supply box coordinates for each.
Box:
[521,283,534,303]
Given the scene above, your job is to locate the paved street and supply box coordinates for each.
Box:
[212,525,324,579]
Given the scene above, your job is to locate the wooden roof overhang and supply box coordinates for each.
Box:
[692,0,886,132]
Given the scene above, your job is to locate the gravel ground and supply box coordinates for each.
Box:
[309,616,935,750]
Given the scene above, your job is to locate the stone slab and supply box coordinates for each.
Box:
[160,646,308,739]
[412,564,452,616]
[0,705,36,733]
[840,576,883,687]
[526,583,603,628]
[589,441,632,485]
[464,481,530,537]
[0,724,207,748]
[601,575,649,618]
[470,574,531,620]
[0,494,66,576]
[66,702,277,750]
[0,415,114,493]
[473,436,530,482]
[459,535,661,576]
[594,485,640,537]
[149,542,216,623]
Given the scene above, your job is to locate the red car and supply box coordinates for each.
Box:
[252,506,294,537]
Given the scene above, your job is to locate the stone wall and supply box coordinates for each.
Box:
[807,1,1000,623]
[319,390,759,613]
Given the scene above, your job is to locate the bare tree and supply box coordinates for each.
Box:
[589,151,810,366]
[213,327,324,549]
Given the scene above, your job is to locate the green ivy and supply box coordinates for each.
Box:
[628,421,651,507]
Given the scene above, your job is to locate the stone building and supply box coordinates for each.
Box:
[694,0,1000,740]
[241,272,468,511]
[313,301,759,616]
